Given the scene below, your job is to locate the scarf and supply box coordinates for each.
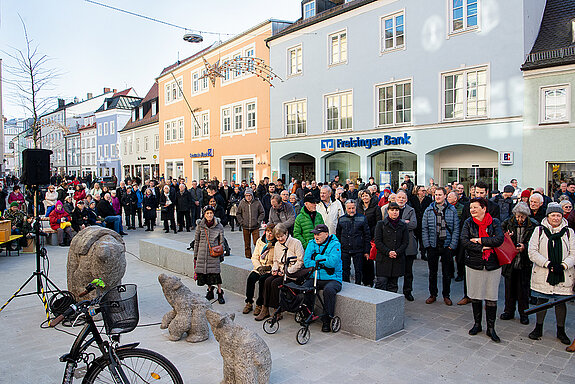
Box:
[472,213,493,261]
[304,206,317,223]
[543,226,568,286]
[260,237,276,260]
[205,219,215,228]
[434,203,448,241]
[389,217,401,228]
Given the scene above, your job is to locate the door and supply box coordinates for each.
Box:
[289,162,315,182]
[452,168,498,194]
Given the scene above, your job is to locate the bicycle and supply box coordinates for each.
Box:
[51,280,184,383]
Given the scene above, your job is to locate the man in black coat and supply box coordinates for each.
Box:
[176,183,192,232]
[121,185,137,230]
[336,199,370,284]
[261,183,276,223]
[189,180,202,229]
[96,193,126,235]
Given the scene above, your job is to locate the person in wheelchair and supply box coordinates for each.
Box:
[303,224,343,332]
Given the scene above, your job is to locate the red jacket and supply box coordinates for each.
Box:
[49,209,71,230]
[74,189,86,201]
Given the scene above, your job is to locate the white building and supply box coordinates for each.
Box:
[3,118,31,176]
[79,115,97,178]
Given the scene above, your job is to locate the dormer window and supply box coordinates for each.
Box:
[304,1,316,19]
[151,101,157,116]
[139,106,144,120]
[572,19,575,43]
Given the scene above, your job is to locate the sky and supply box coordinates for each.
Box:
[0,0,302,119]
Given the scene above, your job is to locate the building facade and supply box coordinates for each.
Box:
[268,0,546,191]
[3,118,32,176]
[157,20,290,183]
[522,0,575,194]
[119,83,160,181]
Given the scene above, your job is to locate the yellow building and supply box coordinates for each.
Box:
[157,20,290,183]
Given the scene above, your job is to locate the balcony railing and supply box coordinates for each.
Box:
[525,46,575,63]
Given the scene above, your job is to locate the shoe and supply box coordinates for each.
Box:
[469,300,483,335]
[520,315,530,325]
[457,296,472,306]
[217,290,225,305]
[120,232,128,236]
[139,225,144,228]
[485,306,501,343]
[59,243,67,247]
[404,293,414,302]
[444,297,453,306]
[243,302,253,314]
[231,229,235,232]
[178,228,183,232]
[322,322,331,333]
[425,296,436,304]
[253,305,262,316]
[455,276,464,282]
[529,323,543,340]
[145,228,151,231]
[255,306,269,321]
[164,230,170,233]
[500,312,514,320]
[187,228,191,232]
[557,326,571,345]
[174,230,178,234]
[567,339,575,352]
[205,287,215,301]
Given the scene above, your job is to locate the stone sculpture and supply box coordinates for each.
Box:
[158,273,211,342]
[206,309,272,384]
[67,226,126,300]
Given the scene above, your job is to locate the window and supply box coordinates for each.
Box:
[285,100,307,135]
[193,112,210,138]
[138,106,143,120]
[110,121,115,134]
[381,11,405,52]
[111,144,116,158]
[192,72,200,93]
[124,140,128,155]
[136,138,140,153]
[104,144,109,158]
[246,103,256,130]
[165,78,183,103]
[103,122,109,135]
[304,1,315,19]
[326,91,353,131]
[154,134,159,150]
[202,114,210,136]
[233,105,243,131]
[450,0,478,34]
[178,119,184,140]
[144,136,149,151]
[151,101,157,116]
[541,85,570,124]
[377,80,412,126]
[221,108,231,134]
[288,45,303,76]
[129,139,133,154]
[202,69,209,89]
[329,30,347,65]
[233,54,242,79]
[245,47,255,72]
[97,123,102,135]
[443,67,487,120]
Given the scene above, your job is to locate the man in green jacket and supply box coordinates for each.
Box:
[293,194,324,250]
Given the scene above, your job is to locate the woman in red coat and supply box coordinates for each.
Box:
[73,185,86,203]
[49,201,75,246]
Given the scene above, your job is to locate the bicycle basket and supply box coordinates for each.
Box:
[99,284,139,335]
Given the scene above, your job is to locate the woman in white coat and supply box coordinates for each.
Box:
[528,203,575,345]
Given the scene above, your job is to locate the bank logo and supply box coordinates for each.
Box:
[321,139,335,152]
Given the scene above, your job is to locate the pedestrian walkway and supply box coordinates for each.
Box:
[1,229,574,383]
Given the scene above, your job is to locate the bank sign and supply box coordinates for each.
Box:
[190,149,214,158]
[321,133,412,152]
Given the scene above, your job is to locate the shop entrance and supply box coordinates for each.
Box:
[548,162,575,196]
[282,153,315,182]
[193,160,210,181]
[441,167,498,193]
[371,150,417,192]
[325,152,361,183]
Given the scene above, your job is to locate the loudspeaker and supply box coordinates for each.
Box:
[21,149,53,186]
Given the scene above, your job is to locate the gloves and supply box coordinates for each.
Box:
[547,263,565,273]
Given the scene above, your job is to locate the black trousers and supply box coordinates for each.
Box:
[342,251,364,284]
[135,208,143,227]
[456,245,465,278]
[263,275,284,308]
[177,210,191,230]
[403,254,416,294]
[302,279,342,319]
[163,211,176,231]
[245,271,271,305]
[427,247,454,298]
[191,204,201,228]
[503,268,531,316]
[124,210,135,228]
[362,259,375,287]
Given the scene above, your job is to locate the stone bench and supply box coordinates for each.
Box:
[139,239,404,341]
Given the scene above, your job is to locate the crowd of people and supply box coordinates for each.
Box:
[2,173,575,346]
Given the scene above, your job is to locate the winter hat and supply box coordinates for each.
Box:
[9,202,19,208]
[546,202,564,216]
[310,224,329,234]
[244,187,254,196]
[503,185,515,193]
[303,194,317,204]
[520,190,531,198]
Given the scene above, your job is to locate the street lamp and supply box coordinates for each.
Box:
[183,33,203,43]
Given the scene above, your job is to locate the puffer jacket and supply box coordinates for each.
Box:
[422,202,460,250]
[383,204,418,256]
[251,235,275,273]
[194,217,225,275]
[374,218,409,277]
[501,215,538,278]
[316,199,344,235]
[273,235,304,274]
[49,208,71,231]
[460,216,504,271]
[293,208,324,250]
[336,213,370,254]
[236,198,265,230]
[268,202,296,229]
[529,218,575,295]
[304,234,342,282]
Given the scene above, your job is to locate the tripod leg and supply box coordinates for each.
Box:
[39,283,51,326]
[0,273,36,313]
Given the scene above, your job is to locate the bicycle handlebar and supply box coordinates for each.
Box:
[50,304,77,327]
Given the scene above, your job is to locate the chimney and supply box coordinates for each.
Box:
[58,98,65,108]
[112,89,117,93]
[87,92,93,99]
[73,97,79,104]
[104,87,111,93]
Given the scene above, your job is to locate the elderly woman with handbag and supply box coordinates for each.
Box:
[243,223,276,315]
[528,203,575,346]
[460,197,505,343]
[194,206,225,304]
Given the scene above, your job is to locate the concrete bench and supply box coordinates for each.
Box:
[139,239,404,341]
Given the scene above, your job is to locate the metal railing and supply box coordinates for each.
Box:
[525,46,575,63]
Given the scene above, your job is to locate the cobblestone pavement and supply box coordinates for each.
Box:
[1,227,575,383]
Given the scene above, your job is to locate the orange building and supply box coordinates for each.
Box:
[157,20,290,183]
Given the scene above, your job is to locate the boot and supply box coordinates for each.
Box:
[469,300,483,335]
[217,290,225,304]
[253,305,262,316]
[557,326,571,345]
[529,323,543,340]
[255,306,269,321]
[205,286,215,301]
[242,302,253,314]
[567,339,575,352]
[485,305,501,343]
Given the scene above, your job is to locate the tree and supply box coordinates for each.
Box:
[3,17,60,149]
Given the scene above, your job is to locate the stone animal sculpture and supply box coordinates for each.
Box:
[158,273,211,342]
[67,226,126,300]
[206,309,272,384]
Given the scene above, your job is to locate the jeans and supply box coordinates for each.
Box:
[375,276,399,293]
[242,228,260,258]
[104,215,123,234]
[427,246,453,298]
[341,251,364,284]
[302,279,342,318]
[245,271,271,305]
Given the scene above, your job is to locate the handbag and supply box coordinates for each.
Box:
[369,240,377,261]
[494,232,519,265]
[204,228,224,258]
[60,221,71,229]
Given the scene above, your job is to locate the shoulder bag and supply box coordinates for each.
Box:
[204,228,224,258]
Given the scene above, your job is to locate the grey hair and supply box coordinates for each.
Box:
[320,185,332,192]
[512,202,531,217]
[345,199,356,206]
[560,200,572,208]
[271,194,282,203]
[529,193,543,203]
[396,189,408,197]
[559,195,570,202]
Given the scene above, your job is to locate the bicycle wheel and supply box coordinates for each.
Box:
[296,327,310,345]
[83,347,183,384]
[330,316,341,333]
[263,317,279,334]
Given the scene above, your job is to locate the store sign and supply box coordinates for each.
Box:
[321,133,412,151]
[499,151,514,165]
[190,149,214,158]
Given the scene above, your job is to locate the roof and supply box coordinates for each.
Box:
[121,82,159,132]
[266,0,378,43]
[522,0,575,70]
[159,45,215,77]
[95,95,141,113]
[141,83,158,103]
[112,88,133,97]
